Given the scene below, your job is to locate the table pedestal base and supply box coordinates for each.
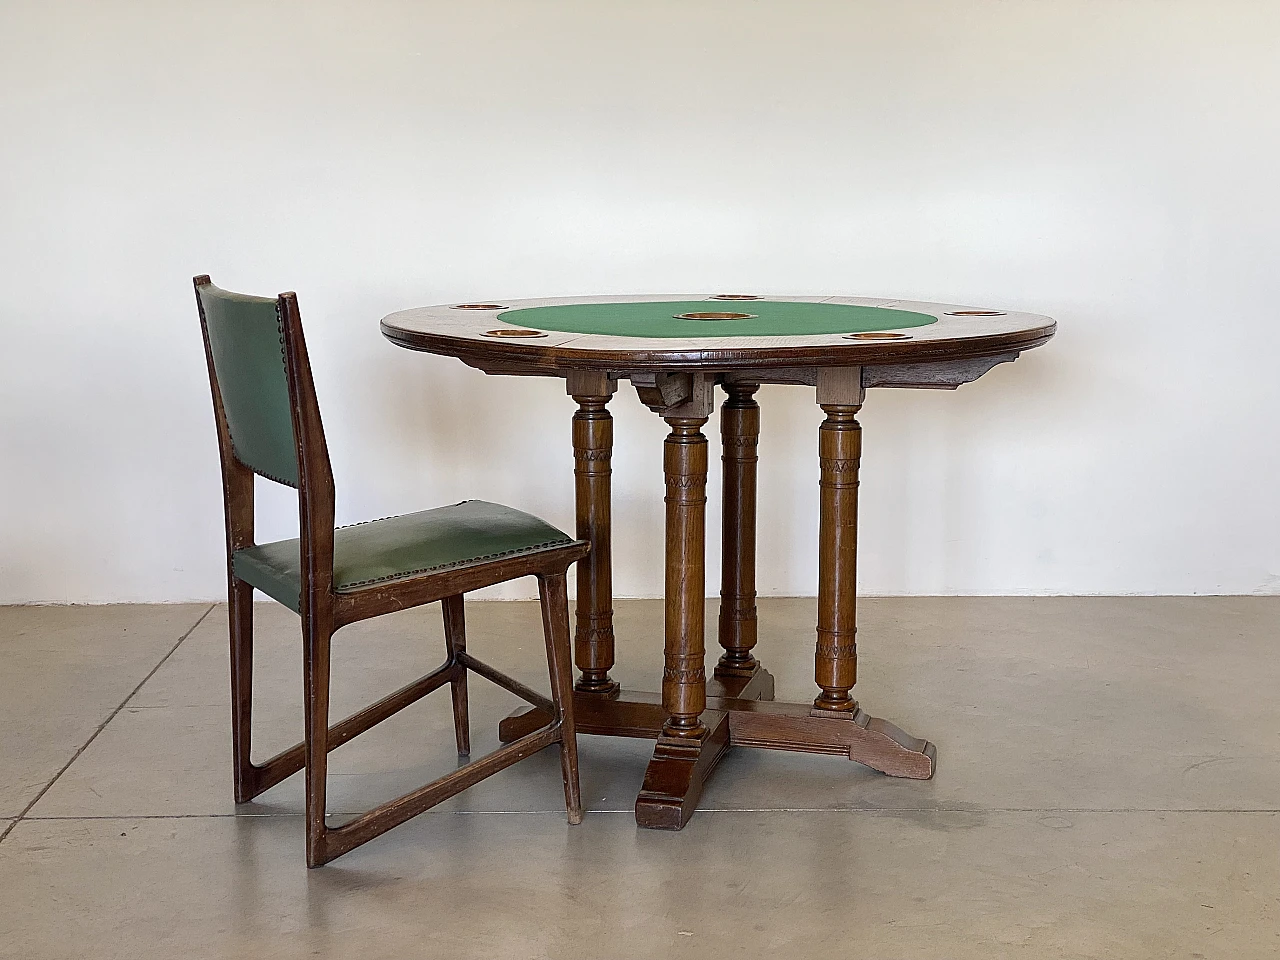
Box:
[497,663,934,829]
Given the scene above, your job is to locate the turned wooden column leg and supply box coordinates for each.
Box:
[662,412,710,737]
[634,374,729,829]
[814,370,863,713]
[716,383,760,680]
[569,371,619,698]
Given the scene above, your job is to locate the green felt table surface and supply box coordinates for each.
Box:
[496,300,938,339]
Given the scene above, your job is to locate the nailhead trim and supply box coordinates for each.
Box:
[261,301,300,488]
[333,501,575,591]
[251,465,297,488]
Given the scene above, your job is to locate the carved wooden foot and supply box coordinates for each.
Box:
[729,702,935,779]
[634,710,731,829]
[833,708,936,779]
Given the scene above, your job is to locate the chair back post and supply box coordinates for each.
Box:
[277,291,337,611]
[194,274,256,558]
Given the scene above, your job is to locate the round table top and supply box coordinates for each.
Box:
[381,294,1055,373]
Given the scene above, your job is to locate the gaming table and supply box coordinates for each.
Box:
[381,294,1055,828]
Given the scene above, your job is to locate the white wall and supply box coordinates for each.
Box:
[2,0,1279,603]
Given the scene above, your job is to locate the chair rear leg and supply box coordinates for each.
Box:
[229,578,257,803]
[539,571,582,824]
[442,594,470,756]
[302,608,334,867]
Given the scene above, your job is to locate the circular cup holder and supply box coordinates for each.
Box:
[674,311,757,321]
[945,310,1006,316]
[710,294,762,301]
[452,303,508,310]
[844,332,911,340]
[481,328,547,338]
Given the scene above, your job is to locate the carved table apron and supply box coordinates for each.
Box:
[381,294,1056,829]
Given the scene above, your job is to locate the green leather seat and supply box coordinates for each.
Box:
[233,500,574,613]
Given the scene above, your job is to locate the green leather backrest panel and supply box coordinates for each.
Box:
[199,284,299,486]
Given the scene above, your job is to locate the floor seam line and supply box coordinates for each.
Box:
[0,603,216,845]
[14,807,1280,823]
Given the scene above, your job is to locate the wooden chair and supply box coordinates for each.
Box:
[194,275,587,867]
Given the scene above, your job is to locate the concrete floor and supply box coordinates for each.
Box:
[2,597,1278,959]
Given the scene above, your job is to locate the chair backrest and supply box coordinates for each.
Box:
[195,276,336,597]
[195,279,302,486]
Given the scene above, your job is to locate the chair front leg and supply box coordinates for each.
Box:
[442,594,470,756]
[302,606,334,867]
[228,578,258,803]
[539,570,582,824]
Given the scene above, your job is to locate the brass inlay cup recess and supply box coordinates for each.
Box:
[675,311,757,321]
[481,328,547,338]
[945,310,1006,316]
[844,332,911,340]
[711,294,762,301]
[452,303,508,310]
